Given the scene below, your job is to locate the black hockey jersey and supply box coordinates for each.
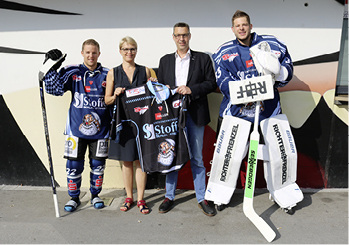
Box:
[114,80,190,173]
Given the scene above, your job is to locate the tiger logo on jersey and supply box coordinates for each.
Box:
[157,139,176,166]
[79,112,101,135]
[239,101,264,118]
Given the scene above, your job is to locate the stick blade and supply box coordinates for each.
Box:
[243,198,276,242]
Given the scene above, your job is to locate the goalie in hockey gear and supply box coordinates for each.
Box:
[213,10,293,124]
[44,49,66,71]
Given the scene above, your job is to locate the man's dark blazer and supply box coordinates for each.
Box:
[157,49,217,127]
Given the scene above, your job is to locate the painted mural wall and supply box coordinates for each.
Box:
[0,0,347,190]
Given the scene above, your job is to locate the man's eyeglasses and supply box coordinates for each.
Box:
[121,48,137,53]
[173,33,190,39]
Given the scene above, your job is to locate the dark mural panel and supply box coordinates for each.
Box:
[0,95,56,186]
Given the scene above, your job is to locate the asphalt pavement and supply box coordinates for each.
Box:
[0,185,347,244]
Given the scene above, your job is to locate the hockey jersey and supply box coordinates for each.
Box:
[114,80,190,173]
[43,63,111,140]
[212,32,293,123]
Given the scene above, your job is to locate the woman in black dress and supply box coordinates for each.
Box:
[105,36,152,214]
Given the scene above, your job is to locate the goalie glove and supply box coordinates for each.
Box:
[274,65,288,82]
[43,49,66,70]
[250,41,288,82]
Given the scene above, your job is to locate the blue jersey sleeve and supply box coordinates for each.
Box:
[277,46,293,87]
[43,69,65,96]
[43,66,78,96]
[269,38,294,88]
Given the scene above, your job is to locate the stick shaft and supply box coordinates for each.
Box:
[39,78,60,218]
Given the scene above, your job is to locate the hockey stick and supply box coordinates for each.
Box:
[243,101,276,242]
[38,54,66,218]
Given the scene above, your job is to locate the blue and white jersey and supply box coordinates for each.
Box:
[43,63,111,140]
[212,32,293,123]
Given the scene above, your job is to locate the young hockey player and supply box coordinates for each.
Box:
[42,39,111,212]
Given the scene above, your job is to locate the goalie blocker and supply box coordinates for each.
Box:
[205,114,303,209]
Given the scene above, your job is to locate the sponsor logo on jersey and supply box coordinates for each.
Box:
[158,106,163,111]
[134,106,149,115]
[157,139,176,166]
[155,112,169,120]
[246,59,253,68]
[222,53,239,62]
[155,113,162,120]
[143,121,178,140]
[72,75,82,82]
[143,124,156,140]
[126,86,146,98]
[172,99,182,108]
[102,81,106,87]
[85,86,91,93]
[73,92,106,110]
[89,80,93,85]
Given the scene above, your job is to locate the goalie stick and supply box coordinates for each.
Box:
[38,54,66,218]
[243,101,276,242]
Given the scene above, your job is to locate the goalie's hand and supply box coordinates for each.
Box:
[255,50,280,75]
[43,49,66,70]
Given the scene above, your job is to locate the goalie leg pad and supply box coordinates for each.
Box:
[205,115,251,205]
[260,114,303,208]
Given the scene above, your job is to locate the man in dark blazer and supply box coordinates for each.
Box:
[157,22,217,216]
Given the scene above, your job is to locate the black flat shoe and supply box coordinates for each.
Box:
[159,198,174,213]
[198,200,216,216]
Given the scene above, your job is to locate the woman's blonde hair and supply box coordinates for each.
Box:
[119,36,137,50]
